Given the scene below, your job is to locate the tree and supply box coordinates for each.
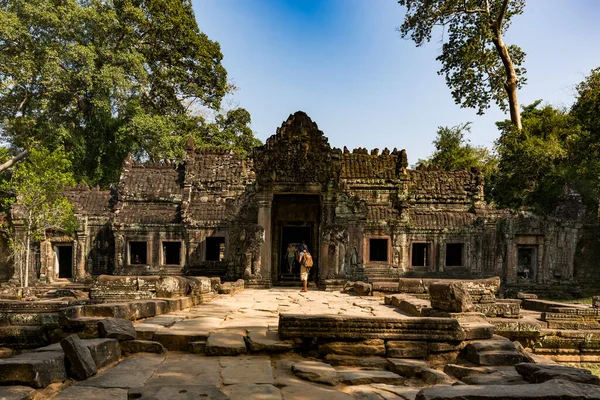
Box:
[419,122,497,175]
[0,0,259,185]
[398,0,527,129]
[493,101,585,213]
[1,147,77,287]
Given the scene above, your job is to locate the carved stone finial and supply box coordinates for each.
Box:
[186,136,195,151]
[382,148,390,156]
[371,148,379,156]
[343,146,349,154]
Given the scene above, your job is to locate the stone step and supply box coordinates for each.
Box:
[468,350,524,366]
[34,338,122,369]
[0,351,67,388]
[460,322,495,340]
[153,329,210,351]
[205,332,247,356]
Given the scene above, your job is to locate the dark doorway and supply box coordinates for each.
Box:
[446,243,463,266]
[57,245,73,279]
[163,242,182,265]
[280,226,312,281]
[206,237,225,261]
[129,241,147,264]
[369,238,388,262]
[517,246,536,280]
[411,243,430,267]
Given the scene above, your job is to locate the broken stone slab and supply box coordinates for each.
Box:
[97,318,136,340]
[337,370,405,385]
[387,358,429,378]
[414,379,600,400]
[223,383,282,400]
[319,339,385,357]
[134,323,160,340]
[205,332,247,356]
[0,385,36,400]
[324,354,388,369]
[421,368,453,385]
[291,360,339,386]
[246,329,295,352]
[515,362,600,385]
[0,351,67,388]
[120,340,166,354]
[35,338,121,370]
[428,282,474,313]
[79,353,165,389]
[464,340,523,366]
[128,385,228,400]
[52,386,128,400]
[60,334,98,380]
[386,340,428,358]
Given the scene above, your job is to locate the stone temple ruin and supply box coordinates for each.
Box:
[1,111,600,399]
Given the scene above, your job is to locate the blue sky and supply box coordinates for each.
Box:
[193,0,600,165]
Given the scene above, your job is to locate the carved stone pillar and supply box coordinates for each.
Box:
[75,232,87,281]
[257,192,273,287]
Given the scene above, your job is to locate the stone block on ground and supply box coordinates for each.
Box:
[128,386,228,400]
[319,339,385,356]
[291,360,339,386]
[415,379,600,400]
[0,386,36,400]
[421,368,453,385]
[60,334,98,380]
[464,340,523,366]
[443,364,494,379]
[0,351,67,388]
[386,340,428,358]
[134,323,160,340]
[205,332,247,356]
[461,369,526,385]
[324,354,388,369]
[97,318,136,341]
[246,329,295,352]
[153,329,209,351]
[337,370,405,386]
[514,362,600,385]
[354,282,372,296]
[84,338,122,369]
[429,282,474,312]
[387,358,429,378]
[120,340,166,354]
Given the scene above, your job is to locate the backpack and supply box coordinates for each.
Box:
[302,252,313,268]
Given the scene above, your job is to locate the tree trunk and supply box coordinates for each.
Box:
[491,24,522,130]
[24,233,30,288]
[0,149,29,173]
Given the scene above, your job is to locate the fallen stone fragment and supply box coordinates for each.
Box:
[337,370,405,385]
[387,358,429,378]
[0,385,36,400]
[205,332,247,356]
[415,379,600,400]
[421,368,453,385]
[429,282,474,312]
[515,362,600,385]
[464,339,523,366]
[354,282,372,296]
[60,334,98,380]
[223,383,281,400]
[128,385,228,400]
[120,339,166,354]
[0,351,67,388]
[291,360,339,386]
[97,318,136,341]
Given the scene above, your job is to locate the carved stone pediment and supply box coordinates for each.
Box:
[252,111,337,187]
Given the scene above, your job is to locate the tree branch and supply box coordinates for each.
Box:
[0,149,29,173]
[497,0,510,27]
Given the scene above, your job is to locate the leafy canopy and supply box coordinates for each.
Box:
[398,0,526,124]
[0,0,259,186]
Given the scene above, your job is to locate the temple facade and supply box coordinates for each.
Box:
[0,112,593,293]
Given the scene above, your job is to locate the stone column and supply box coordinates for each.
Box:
[257,192,273,287]
[75,232,87,281]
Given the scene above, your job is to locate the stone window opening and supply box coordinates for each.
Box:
[129,241,147,265]
[411,243,430,267]
[163,241,182,265]
[517,247,536,280]
[369,238,388,262]
[445,243,464,267]
[206,237,225,261]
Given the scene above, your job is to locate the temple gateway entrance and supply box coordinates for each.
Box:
[271,194,320,285]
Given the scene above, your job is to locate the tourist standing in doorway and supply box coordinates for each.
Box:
[298,244,311,292]
[286,244,296,274]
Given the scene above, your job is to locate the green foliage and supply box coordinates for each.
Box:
[492,101,587,213]
[419,123,497,177]
[0,0,259,186]
[398,0,526,116]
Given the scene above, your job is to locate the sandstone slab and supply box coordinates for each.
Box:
[386,341,428,358]
[515,362,600,385]
[246,329,294,352]
[429,282,474,313]
[53,386,128,400]
[280,385,353,400]
[120,339,166,354]
[221,356,274,385]
[79,353,165,388]
[97,318,136,340]
[0,385,36,400]
[319,339,385,356]
[60,334,98,380]
[421,368,453,385]
[292,360,339,386]
[205,332,247,356]
[223,383,281,400]
[0,351,67,388]
[153,328,209,351]
[324,354,388,369]
[387,358,429,378]
[337,370,405,385]
[461,369,526,385]
[128,385,228,400]
[147,354,220,387]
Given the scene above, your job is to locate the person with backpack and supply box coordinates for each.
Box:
[298,244,313,292]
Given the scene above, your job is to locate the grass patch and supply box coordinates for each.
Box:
[553,297,593,305]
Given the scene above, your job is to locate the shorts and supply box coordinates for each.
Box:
[300,266,309,281]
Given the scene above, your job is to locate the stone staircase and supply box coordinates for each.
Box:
[364,264,401,283]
